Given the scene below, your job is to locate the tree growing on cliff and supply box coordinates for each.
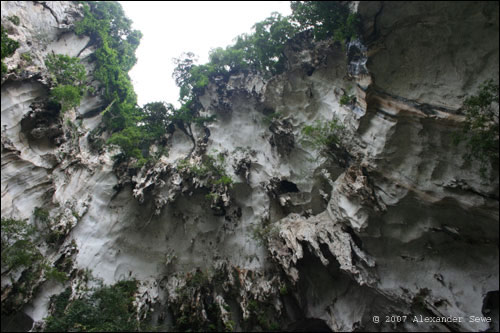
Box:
[44,280,140,332]
[454,79,499,175]
[290,1,361,42]
[75,1,145,163]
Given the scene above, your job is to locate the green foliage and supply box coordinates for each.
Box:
[107,126,147,165]
[225,320,235,332]
[75,1,145,160]
[173,270,228,332]
[191,153,233,188]
[205,192,220,202]
[42,264,68,284]
[177,153,233,210]
[246,298,280,331]
[301,117,345,152]
[50,287,72,316]
[173,53,216,102]
[73,1,359,165]
[7,15,21,26]
[33,207,50,223]
[262,111,283,125]
[1,25,19,76]
[172,12,296,101]
[1,215,68,296]
[44,280,140,332]
[251,220,278,246]
[45,54,86,86]
[239,12,297,75]
[141,101,174,138]
[33,207,66,247]
[454,79,499,175]
[20,52,32,63]
[45,54,87,112]
[75,2,207,165]
[290,1,361,42]
[50,85,82,112]
[340,93,356,106]
[168,2,359,137]
[1,217,40,272]
[214,175,234,187]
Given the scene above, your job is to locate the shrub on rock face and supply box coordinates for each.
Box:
[7,15,21,26]
[44,280,140,332]
[1,218,39,272]
[454,79,499,175]
[1,25,20,76]
[301,117,345,153]
[1,216,68,315]
[45,54,86,86]
[50,85,82,112]
[44,54,87,112]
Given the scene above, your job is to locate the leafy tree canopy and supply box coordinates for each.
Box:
[172,2,360,107]
[74,1,359,165]
[44,280,140,332]
[290,1,361,42]
[75,1,145,161]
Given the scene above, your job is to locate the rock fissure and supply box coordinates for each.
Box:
[1,1,498,332]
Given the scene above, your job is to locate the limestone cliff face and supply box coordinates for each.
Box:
[1,1,498,332]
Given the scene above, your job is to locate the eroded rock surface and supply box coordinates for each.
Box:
[1,1,498,332]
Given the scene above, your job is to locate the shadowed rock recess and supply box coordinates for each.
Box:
[1,1,498,332]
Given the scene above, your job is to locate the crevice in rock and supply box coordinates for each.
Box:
[36,1,60,25]
[0,311,34,332]
[286,318,332,332]
[482,290,499,332]
[21,99,64,152]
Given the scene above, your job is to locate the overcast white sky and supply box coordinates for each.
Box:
[119,1,292,107]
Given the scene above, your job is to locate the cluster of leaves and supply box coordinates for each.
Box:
[454,79,499,175]
[75,2,216,166]
[33,206,49,222]
[74,2,359,166]
[172,11,296,106]
[301,117,345,153]
[7,15,20,26]
[1,216,68,314]
[173,2,360,97]
[251,221,279,247]
[214,12,297,77]
[1,25,19,76]
[33,206,66,246]
[173,270,232,332]
[1,217,41,272]
[290,1,361,42]
[170,2,360,133]
[246,299,280,331]
[45,54,87,112]
[44,280,140,332]
[340,93,356,106]
[181,153,234,188]
[20,52,32,63]
[74,1,147,162]
[262,111,283,125]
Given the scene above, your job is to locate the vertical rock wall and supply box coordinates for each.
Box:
[1,1,498,332]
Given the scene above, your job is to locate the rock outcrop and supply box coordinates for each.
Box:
[1,1,498,332]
